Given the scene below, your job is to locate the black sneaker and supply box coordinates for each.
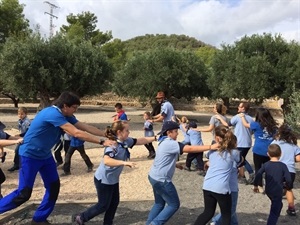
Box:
[56,161,63,167]
[87,164,94,173]
[61,171,71,176]
[1,152,7,163]
[183,166,191,171]
[286,208,296,216]
[7,165,19,172]
[147,152,156,159]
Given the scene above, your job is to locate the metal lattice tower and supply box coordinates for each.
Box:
[44,1,59,38]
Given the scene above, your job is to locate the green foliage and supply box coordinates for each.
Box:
[60,11,112,45]
[209,33,296,102]
[113,48,210,102]
[0,0,30,43]
[123,34,209,52]
[285,91,300,134]
[0,34,112,106]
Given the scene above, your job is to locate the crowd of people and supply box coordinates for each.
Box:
[0,91,299,225]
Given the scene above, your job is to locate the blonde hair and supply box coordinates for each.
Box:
[105,121,128,140]
[180,116,189,123]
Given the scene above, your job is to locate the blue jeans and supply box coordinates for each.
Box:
[237,148,254,174]
[81,177,119,225]
[146,176,180,225]
[212,191,239,225]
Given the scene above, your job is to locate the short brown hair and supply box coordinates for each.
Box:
[268,144,281,158]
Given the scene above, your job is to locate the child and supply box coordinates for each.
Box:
[194,125,242,225]
[113,103,128,121]
[72,120,157,225]
[146,121,219,225]
[0,126,23,198]
[253,144,292,225]
[62,135,94,176]
[271,124,300,216]
[177,116,190,145]
[7,107,31,172]
[143,111,156,159]
[183,121,205,176]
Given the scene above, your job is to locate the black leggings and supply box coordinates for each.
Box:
[253,153,270,187]
[194,190,231,225]
[0,168,5,184]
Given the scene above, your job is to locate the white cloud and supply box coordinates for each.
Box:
[19,0,300,46]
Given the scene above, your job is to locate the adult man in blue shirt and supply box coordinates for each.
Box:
[0,91,114,225]
[151,91,175,123]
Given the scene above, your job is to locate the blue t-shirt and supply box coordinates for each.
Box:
[230,114,254,148]
[149,137,184,182]
[119,112,128,121]
[18,116,31,134]
[0,130,10,140]
[209,114,228,139]
[19,106,78,159]
[250,122,275,156]
[273,140,300,173]
[203,149,241,194]
[70,136,85,147]
[160,100,175,122]
[144,120,154,137]
[94,137,136,185]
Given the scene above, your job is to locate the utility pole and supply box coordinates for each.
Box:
[44,1,59,38]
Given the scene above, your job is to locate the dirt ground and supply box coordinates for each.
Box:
[0,103,299,225]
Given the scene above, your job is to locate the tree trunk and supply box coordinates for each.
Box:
[281,98,290,122]
[37,92,52,112]
[1,92,19,108]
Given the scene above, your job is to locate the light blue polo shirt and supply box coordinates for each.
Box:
[273,140,300,173]
[18,116,31,134]
[203,149,241,194]
[209,114,228,139]
[19,106,78,160]
[187,129,203,145]
[95,137,136,185]
[144,120,154,137]
[149,137,184,182]
[230,114,254,148]
[160,100,175,122]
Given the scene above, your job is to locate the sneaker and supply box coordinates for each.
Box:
[56,161,63,167]
[1,152,7,163]
[247,173,255,185]
[87,164,94,173]
[72,214,84,225]
[197,170,206,176]
[286,208,296,216]
[147,152,156,159]
[31,219,51,225]
[238,177,247,184]
[183,166,191,171]
[60,171,71,176]
[7,165,19,172]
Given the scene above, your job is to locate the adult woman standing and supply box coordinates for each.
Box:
[200,103,229,143]
[239,107,278,192]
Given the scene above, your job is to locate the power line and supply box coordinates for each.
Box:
[44,1,59,38]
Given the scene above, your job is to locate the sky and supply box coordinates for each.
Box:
[19,0,300,47]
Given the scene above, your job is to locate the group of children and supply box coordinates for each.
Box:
[1,102,300,225]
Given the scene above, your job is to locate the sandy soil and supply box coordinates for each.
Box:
[0,105,299,224]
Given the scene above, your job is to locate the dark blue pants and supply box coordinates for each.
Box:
[267,194,283,225]
[0,156,60,222]
[81,177,119,225]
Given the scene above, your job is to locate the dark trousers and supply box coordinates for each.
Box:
[54,140,70,164]
[12,144,20,167]
[81,177,119,225]
[144,143,155,153]
[253,153,270,187]
[186,152,204,170]
[194,190,231,225]
[267,194,283,225]
[63,145,93,173]
[0,168,5,184]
